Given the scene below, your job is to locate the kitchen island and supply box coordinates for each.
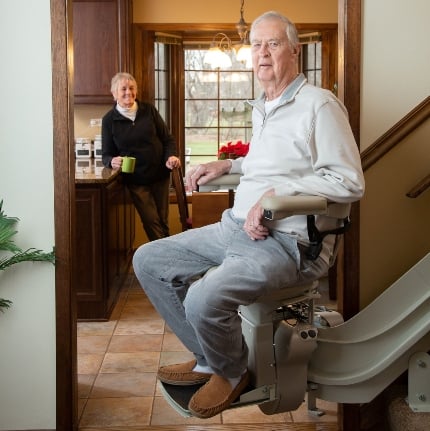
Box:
[75,159,135,320]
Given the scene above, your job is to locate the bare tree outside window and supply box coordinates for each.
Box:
[154,37,325,173]
[184,49,256,170]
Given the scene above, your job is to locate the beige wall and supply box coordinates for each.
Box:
[360,0,430,150]
[360,122,430,306]
[133,0,338,23]
[74,104,112,141]
[359,0,430,307]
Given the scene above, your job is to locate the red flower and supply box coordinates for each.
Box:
[218,140,250,160]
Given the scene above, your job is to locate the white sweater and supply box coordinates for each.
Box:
[230,74,365,263]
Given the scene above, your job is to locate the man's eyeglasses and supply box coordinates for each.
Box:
[251,39,287,52]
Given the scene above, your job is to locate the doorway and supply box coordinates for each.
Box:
[51,0,362,429]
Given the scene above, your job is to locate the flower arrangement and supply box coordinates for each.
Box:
[217,140,250,160]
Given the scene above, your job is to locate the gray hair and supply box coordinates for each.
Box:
[250,11,300,50]
[110,72,137,94]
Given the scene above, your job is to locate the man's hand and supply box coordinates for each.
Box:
[243,189,275,241]
[185,160,232,192]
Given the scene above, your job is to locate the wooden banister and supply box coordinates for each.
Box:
[361,96,430,171]
[406,173,430,198]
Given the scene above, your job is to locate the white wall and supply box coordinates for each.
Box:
[360,0,430,149]
[0,1,56,429]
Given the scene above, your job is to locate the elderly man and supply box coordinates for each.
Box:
[133,11,364,418]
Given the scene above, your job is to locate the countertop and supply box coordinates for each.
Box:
[75,158,119,184]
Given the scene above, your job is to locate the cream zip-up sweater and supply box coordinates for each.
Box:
[230,74,365,263]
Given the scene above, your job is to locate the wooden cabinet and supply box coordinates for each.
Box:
[75,175,135,320]
[72,0,132,104]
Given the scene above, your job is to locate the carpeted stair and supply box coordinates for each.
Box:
[386,386,430,431]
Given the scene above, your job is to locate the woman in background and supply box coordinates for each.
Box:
[102,72,180,241]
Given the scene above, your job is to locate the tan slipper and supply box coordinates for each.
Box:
[157,359,212,386]
[188,371,250,418]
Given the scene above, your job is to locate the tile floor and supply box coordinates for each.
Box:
[77,273,339,430]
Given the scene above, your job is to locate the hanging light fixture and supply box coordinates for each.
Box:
[203,33,233,69]
[235,0,252,67]
[204,0,252,69]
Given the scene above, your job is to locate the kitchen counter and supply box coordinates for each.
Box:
[75,158,119,184]
[74,158,135,320]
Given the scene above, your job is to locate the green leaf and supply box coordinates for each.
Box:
[0,298,13,311]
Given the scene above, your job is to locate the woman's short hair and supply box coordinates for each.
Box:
[110,72,137,95]
[250,11,300,50]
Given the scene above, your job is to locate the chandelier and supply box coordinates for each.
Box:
[203,0,252,69]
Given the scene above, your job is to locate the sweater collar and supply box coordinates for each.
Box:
[248,73,307,107]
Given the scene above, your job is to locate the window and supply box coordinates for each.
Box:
[184,49,257,169]
[154,42,169,122]
[301,41,322,87]
[136,26,336,173]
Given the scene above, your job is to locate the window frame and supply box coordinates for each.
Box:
[133,23,337,168]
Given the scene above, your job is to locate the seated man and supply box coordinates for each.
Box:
[132,10,365,419]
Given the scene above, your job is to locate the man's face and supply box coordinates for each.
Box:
[114,78,137,108]
[251,18,298,86]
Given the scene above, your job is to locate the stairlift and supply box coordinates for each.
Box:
[161,179,430,418]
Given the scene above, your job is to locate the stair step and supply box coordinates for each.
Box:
[387,387,430,431]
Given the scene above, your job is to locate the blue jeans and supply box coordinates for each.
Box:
[132,209,328,379]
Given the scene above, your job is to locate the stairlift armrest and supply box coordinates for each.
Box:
[261,195,351,220]
[261,196,328,220]
[198,174,242,191]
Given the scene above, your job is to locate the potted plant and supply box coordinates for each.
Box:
[0,200,55,312]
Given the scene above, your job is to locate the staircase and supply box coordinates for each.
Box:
[386,385,430,431]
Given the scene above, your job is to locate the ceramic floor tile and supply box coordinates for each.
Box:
[120,304,160,321]
[108,334,163,353]
[100,351,160,373]
[77,335,111,354]
[78,274,340,430]
[77,320,117,336]
[162,332,188,351]
[114,318,165,335]
[77,398,87,423]
[150,395,221,425]
[78,374,97,399]
[79,396,152,427]
[159,350,195,367]
[128,283,145,295]
[124,293,152,306]
[90,372,157,398]
[78,353,105,375]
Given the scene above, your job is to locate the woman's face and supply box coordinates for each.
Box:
[113,78,137,108]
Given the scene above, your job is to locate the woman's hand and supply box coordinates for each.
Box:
[166,156,181,169]
[185,160,232,192]
[111,156,123,170]
[243,189,275,241]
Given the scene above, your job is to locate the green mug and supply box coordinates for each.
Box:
[122,156,136,173]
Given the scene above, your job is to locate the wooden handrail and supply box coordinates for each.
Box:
[361,96,430,171]
[406,174,430,198]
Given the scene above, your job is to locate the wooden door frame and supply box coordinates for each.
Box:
[51,0,361,429]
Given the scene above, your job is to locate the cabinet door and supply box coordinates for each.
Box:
[75,188,103,308]
[73,0,131,103]
[105,178,123,311]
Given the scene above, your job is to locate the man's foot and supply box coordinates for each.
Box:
[157,359,213,386]
[188,371,250,418]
